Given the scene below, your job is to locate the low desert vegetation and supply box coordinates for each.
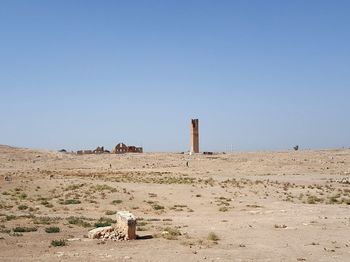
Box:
[0,226,11,234]
[105,210,116,215]
[17,204,28,210]
[5,215,17,221]
[67,216,92,228]
[218,206,228,212]
[33,216,59,225]
[90,184,117,193]
[45,226,60,233]
[207,232,219,241]
[94,217,116,227]
[111,199,123,205]
[51,239,66,247]
[59,199,81,205]
[64,184,85,191]
[41,200,54,208]
[13,227,37,233]
[162,227,181,240]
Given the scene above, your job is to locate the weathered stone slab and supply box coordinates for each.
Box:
[116,211,136,240]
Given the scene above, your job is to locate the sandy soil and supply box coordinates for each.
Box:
[0,145,350,261]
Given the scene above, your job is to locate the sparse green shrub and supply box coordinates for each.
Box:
[91,184,117,192]
[45,226,60,233]
[328,195,340,204]
[0,227,10,234]
[307,195,323,204]
[41,200,54,208]
[111,199,122,205]
[10,232,23,237]
[13,227,37,233]
[33,216,59,225]
[342,198,350,205]
[51,239,66,247]
[207,232,219,241]
[246,204,262,208]
[146,218,161,221]
[162,227,181,240]
[94,217,116,227]
[219,206,228,212]
[151,204,164,210]
[6,215,17,221]
[64,184,85,191]
[18,193,27,200]
[137,221,148,226]
[60,199,81,205]
[105,210,116,215]
[174,204,187,208]
[67,216,92,227]
[18,205,28,210]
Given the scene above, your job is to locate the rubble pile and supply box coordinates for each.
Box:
[88,226,129,241]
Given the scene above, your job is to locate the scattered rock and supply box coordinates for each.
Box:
[67,238,81,242]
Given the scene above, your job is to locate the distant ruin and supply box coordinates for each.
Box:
[190,119,199,153]
[93,146,105,154]
[112,143,143,154]
[77,143,143,155]
[77,150,93,155]
[77,146,109,155]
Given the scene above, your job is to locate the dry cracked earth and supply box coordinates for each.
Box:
[0,145,350,261]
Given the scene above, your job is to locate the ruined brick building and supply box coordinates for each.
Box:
[112,143,143,154]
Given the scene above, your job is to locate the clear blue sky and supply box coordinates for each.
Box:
[0,0,349,152]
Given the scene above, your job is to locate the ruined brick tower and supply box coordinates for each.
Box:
[190,119,199,153]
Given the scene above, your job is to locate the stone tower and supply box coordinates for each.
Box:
[190,119,199,153]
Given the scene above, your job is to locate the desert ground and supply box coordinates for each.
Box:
[0,145,349,261]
